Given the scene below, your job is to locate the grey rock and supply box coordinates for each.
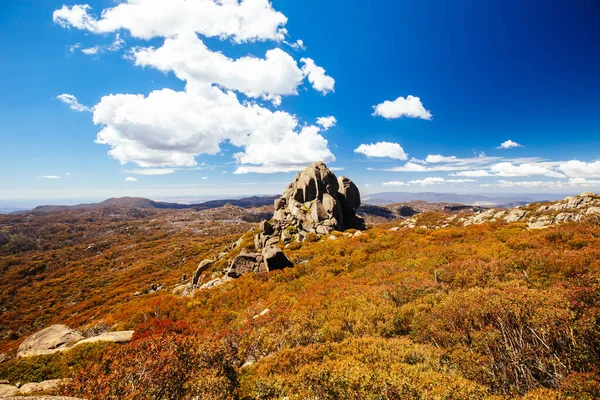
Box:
[337,176,361,210]
[19,379,65,395]
[0,384,20,396]
[193,259,214,286]
[17,325,83,358]
[226,251,266,278]
[262,246,293,271]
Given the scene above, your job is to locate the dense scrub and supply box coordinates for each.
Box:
[2,209,600,399]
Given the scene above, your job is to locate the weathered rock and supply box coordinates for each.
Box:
[17,325,83,358]
[74,331,134,346]
[193,259,214,286]
[272,162,366,232]
[19,379,65,395]
[226,251,266,278]
[262,246,293,271]
[259,220,274,235]
[281,229,292,242]
[0,380,8,384]
[199,276,232,290]
[0,384,20,396]
[337,176,361,210]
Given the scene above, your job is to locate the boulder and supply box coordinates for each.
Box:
[74,331,134,346]
[337,176,361,210]
[226,251,266,278]
[259,220,274,235]
[199,276,232,290]
[19,379,64,395]
[262,246,293,271]
[18,325,83,358]
[193,259,214,286]
[0,384,20,396]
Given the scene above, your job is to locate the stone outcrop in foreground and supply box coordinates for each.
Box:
[17,325,134,358]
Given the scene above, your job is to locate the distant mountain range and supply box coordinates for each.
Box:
[30,196,279,213]
[363,192,568,208]
[1,192,573,215]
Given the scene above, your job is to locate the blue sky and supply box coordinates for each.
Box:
[1,0,599,203]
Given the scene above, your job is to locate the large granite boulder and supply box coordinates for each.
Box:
[272,162,365,234]
[193,259,214,286]
[262,245,293,271]
[17,325,83,358]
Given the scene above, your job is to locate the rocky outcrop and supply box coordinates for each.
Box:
[17,325,83,358]
[17,325,134,358]
[272,162,366,239]
[190,162,363,291]
[396,192,600,230]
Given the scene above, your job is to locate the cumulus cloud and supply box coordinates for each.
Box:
[131,34,304,102]
[372,95,432,120]
[125,177,137,181]
[53,0,288,43]
[38,175,61,179]
[490,162,565,178]
[559,160,600,178]
[55,0,337,174]
[316,116,337,130]
[56,94,91,112]
[383,181,408,186]
[497,139,522,149]
[354,142,408,160]
[300,58,335,94]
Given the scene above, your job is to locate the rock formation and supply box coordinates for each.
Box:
[395,192,600,230]
[17,325,83,358]
[17,325,134,358]
[269,162,365,244]
[189,162,364,291]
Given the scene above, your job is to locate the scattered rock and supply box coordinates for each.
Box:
[0,380,9,384]
[389,227,400,231]
[253,308,270,319]
[193,259,214,286]
[19,379,65,395]
[17,325,83,358]
[262,246,293,271]
[0,384,20,396]
[225,251,266,278]
[199,276,232,290]
[74,331,134,346]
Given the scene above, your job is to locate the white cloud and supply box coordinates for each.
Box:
[300,58,335,94]
[383,181,408,186]
[386,154,502,172]
[38,175,60,179]
[316,116,337,130]
[125,177,137,181]
[559,160,600,178]
[372,95,432,120]
[425,155,458,163]
[126,168,176,175]
[285,39,305,51]
[55,0,337,174]
[498,139,522,149]
[450,170,493,177]
[82,33,125,56]
[56,94,91,112]
[68,43,81,53]
[132,34,304,102]
[354,142,408,160]
[53,0,288,43]
[201,176,209,180]
[383,177,475,187]
[490,162,565,178]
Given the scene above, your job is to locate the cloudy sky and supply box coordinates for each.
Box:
[1,0,600,202]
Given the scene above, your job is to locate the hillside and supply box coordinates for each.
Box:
[1,180,599,398]
[32,196,280,213]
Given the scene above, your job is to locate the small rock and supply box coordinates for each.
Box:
[328,235,338,240]
[253,308,271,319]
[19,379,65,395]
[389,227,399,231]
[0,384,20,396]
